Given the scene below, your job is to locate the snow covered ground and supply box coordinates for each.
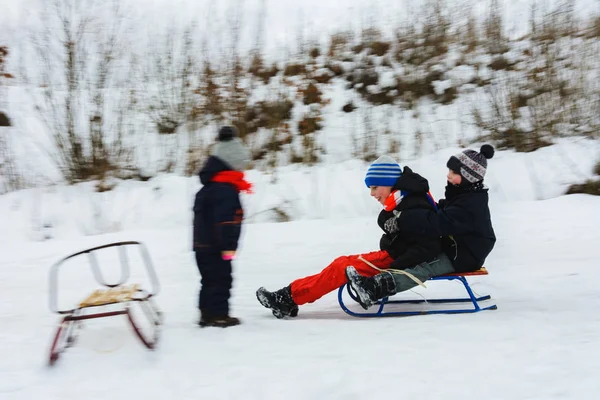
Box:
[1,141,600,399]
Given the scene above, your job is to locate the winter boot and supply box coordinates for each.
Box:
[199,311,241,328]
[345,267,397,310]
[256,285,299,319]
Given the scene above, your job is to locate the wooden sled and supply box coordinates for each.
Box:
[338,268,497,317]
[48,241,162,365]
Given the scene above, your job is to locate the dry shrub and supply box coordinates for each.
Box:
[594,160,600,176]
[489,56,514,71]
[0,111,10,127]
[297,115,322,136]
[313,71,333,84]
[328,32,351,57]
[369,41,391,56]
[590,16,600,38]
[326,63,344,76]
[245,99,294,133]
[301,83,323,105]
[566,180,600,196]
[283,63,306,76]
[248,53,279,84]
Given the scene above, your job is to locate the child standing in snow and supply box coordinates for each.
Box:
[193,126,251,327]
[347,145,496,309]
[256,155,443,318]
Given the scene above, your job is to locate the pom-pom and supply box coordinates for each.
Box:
[480,144,495,159]
[218,126,237,142]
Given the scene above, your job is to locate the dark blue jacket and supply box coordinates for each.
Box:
[193,156,244,253]
[397,178,496,272]
[378,167,442,269]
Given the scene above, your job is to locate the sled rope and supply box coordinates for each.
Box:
[358,255,427,288]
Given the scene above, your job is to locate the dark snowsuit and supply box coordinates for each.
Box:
[193,156,244,316]
[377,167,442,269]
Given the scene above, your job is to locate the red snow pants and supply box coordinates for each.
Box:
[290,250,394,305]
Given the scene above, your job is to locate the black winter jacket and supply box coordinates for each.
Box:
[378,167,442,270]
[397,178,496,272]
[193,156,244,253]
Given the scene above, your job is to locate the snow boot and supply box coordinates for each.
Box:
[345,267,397,310]
[199,312,241,328]
[256,285,299,319]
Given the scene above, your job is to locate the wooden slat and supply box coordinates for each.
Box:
[79,284,139,308]
[442,267,489,277]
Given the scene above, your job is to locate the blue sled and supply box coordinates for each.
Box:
[338,273,498,317]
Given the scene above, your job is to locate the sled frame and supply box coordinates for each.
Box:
[338,268,497,317]
[48,241,163,366]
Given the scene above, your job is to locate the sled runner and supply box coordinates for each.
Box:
[338,268,497,317]
[48,241,162,365]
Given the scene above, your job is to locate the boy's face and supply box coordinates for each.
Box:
[369,186,393,205]
[447,169,462,185]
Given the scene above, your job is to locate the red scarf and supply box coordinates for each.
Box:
[383,190,437,211]
[212,171,253,194]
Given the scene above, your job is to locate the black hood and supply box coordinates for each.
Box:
[392,166,430,194]
[199,156,231,185]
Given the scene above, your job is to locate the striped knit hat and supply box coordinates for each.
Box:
[364,155,402,187]
[447,144,495,183]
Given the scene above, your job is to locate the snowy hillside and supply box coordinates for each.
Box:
[0,138,597,242]
[1,0,599,187]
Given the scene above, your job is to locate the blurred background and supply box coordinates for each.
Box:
[0,0,598,232]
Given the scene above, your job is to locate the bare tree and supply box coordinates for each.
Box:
[0,45,13,127]
[0,45,22,193]
[23,0,134,183]
[140,21,204,174]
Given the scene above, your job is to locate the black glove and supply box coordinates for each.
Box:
[379,234,392,251]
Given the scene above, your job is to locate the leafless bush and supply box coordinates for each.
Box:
[0,134,23,194]
[141,23,203,174]
[24,0,135,183]
[474,58,598,151]
[461,12,479,52]
[566,179,600,195]
[395,0,451,66]
[351,105,378,162]
[328,31,352,58]
[0,46,12,127]
[484,0,509,54]
[0,45,23,193]
[531,0,578,42]
[474,2,599,153]
[590,16,600,38]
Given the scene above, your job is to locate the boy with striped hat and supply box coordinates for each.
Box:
[256,155,444,318]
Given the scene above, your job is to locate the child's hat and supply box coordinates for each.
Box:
[365,155,402,187]
[447,144,494,183]
[212,126,250,171]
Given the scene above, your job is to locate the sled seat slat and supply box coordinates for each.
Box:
[440,267,488,277]
[79,284,140,308]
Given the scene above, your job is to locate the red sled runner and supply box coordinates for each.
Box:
[48,241,162,365]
